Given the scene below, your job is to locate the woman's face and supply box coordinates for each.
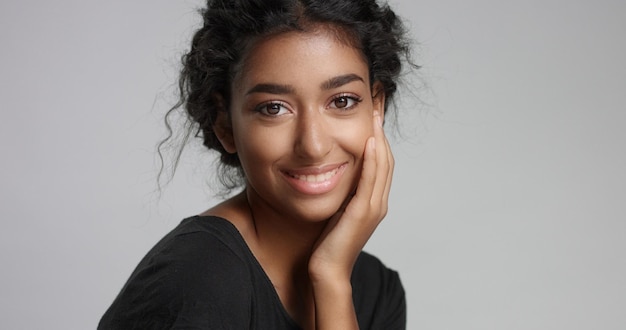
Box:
[220,28,384,222]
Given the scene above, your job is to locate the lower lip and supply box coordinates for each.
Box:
[282,164,347,195]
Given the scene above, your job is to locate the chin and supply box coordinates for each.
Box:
[286,194,348,223]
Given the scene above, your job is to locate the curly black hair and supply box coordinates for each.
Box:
[159,0,414,192]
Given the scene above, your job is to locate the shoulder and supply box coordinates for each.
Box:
[352,251,406,330]
[147,216,253,287]
[151,215,251,266]
[99,216,254,329]
[135,216,252,286]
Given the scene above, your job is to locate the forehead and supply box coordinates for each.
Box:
[233,27,370,91]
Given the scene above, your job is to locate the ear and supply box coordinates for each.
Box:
[212,94,237,154]
[371,81,386,115]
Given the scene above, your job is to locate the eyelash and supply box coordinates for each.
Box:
[254,101,290,116]
[328,94,362,111]
[253,94,363,117]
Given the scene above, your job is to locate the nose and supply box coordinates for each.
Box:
[293,109,332,160]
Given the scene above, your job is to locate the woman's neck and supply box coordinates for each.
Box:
[203,189,323,328]
[203,189,328,271]
[245,188,326,265]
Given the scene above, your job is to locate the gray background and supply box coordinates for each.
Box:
[1,0,625,329]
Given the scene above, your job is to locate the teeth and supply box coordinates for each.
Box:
[292,168,338,182]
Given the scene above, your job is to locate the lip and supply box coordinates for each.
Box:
[281,163,348,195]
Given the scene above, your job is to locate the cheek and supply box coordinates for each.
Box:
[332,116,373,158]
[234,124,290,169]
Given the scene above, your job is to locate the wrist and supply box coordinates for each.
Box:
[308,251,357,282]
[310,275,357,329]
[310,274,353,293]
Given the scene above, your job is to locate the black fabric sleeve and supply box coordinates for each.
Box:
[352,252,407,330]
[380,269,407,330]
[98,230,253,330]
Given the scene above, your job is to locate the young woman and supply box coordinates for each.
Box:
[100,0,413,328]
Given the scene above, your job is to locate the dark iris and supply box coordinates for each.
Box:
[334,97,348,108]
[266,104,281,115]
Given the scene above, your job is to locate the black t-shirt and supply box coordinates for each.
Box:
[99,216,405,329]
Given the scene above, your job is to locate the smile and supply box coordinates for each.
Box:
[282,163,347,195]
[286,167,341,183]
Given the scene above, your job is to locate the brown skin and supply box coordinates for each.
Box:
[202,27,394,329]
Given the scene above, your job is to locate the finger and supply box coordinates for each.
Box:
[372,111,394,219]
[371,112,391,206]
[320,139,374,247]
[381,133,394,218]
[380,118,394,200]
[352,136,377,205]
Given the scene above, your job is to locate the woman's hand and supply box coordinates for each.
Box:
[308,111,394,329]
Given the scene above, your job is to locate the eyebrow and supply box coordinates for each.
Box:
[245,83,295,95]
[245,73,365,95]
[320,73,365,90]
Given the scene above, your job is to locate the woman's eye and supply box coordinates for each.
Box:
[256,102,289,116]
[329,95,361,110]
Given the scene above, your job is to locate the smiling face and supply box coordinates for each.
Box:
[217,27,384,222]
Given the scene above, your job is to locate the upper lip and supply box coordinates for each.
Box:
[282,163,347,176]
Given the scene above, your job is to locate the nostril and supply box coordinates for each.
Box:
[294,120,332,159]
